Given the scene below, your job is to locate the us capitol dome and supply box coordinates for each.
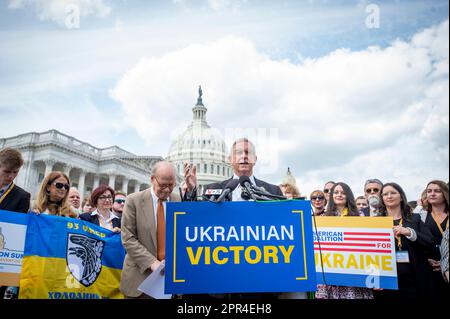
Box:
[166,86,233,195]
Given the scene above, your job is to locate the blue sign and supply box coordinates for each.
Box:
[165,200,317,294]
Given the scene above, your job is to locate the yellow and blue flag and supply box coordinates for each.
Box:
[19,213,125,299]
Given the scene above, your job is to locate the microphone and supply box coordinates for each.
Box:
[215,179,240,203]
[239,176,257,201]
[203,189,222,202]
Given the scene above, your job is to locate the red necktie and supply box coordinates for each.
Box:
[156,199,166,261]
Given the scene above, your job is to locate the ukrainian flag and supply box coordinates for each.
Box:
[19,213,125,299]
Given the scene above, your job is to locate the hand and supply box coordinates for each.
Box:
[31,209,41,215]
[393,226,411,237]
[112,227,121,233]
[428,259,441,272]
[184,163,197,192]
[150,260,162,272]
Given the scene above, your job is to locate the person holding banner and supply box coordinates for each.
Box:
[316,182,374,299]
[0,147,30,213]
[374,182,435,299]
[79,185,121,232]
[120,161,180,298]
[31,171,77,218]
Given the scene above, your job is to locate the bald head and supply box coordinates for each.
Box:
[151,161,177,200]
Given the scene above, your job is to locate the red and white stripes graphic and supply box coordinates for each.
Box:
[314,231,393,254]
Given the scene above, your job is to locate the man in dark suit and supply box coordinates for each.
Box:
[360,178,384,217]
[183,138,283,299]
[184,137,283,201]
[0,147,30,213]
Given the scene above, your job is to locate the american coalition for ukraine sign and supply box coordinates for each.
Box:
[165,201,317,294]
[314,217,398,289]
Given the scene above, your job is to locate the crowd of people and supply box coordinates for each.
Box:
[0,141,448,300]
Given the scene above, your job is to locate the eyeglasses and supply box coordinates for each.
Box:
[52,182,70,190]
[98,195,113,201]
[154,176,175,190]
[311,196,325,201]
[365,188,380,194]
[323,189,330,194]
[115,199,125,204]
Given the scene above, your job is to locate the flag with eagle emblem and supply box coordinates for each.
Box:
[19,213,125,299]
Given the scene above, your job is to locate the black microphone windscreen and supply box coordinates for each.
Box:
[238,175,251,187]
[225,179,240,191]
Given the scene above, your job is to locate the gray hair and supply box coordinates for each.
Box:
[230,138,256,155]
[364,179,383,190]
[151,161,176,177]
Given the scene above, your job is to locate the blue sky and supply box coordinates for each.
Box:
[0,0,448,198]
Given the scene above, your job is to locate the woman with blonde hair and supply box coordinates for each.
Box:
[32,171,76,218]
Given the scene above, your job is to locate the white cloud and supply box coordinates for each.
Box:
[8,0,111,26]
[111,19,449,198]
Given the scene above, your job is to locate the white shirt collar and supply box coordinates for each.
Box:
[91,209,119,221]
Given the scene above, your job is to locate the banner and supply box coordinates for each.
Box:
[0,210,28,286]
[165,201,317,294]
[19,213,125,299]
[313,216,398,289]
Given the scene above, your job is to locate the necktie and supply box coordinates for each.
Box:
[156,199,166,261]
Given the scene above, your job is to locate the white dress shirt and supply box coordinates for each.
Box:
[90,209,119,231]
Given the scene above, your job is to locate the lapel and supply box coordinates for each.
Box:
[142,189,157,249]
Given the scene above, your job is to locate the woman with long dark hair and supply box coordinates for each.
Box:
[422,180,449,298]
[374,182,435,299]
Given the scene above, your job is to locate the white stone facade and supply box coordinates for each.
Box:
[0,130,162,201]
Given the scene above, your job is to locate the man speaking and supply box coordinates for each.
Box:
[184,138,283,201]
[183,138,283,299]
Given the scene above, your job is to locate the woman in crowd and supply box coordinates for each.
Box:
[315,182,373,299]
[79,185,120,232]
[310,190,327,216]
[421,180,449,298]
[31,171,76,217]
[280,183,300,199]
[374,182,435,299]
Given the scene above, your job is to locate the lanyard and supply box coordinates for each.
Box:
[395,218,403,250]
[0,183,14,205]
[431,212,449,235]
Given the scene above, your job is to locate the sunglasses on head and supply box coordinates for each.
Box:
[311,196,325,201]
[115,199,125,204]
[52,182,70,190]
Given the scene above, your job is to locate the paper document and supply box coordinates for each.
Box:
[137,261,172,299]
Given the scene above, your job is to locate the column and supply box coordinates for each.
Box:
[64,164,72,177]
[108,174,116,190]
[122,177,129,194]
[78,170,86,202]
[44,159,56,177]
[93,175,100,190]
[134,182,141,193]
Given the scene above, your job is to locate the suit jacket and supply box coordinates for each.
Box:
[120,189,181,297]
[204,177,283,200]
[0,184,30,213]
[79,212,121,229]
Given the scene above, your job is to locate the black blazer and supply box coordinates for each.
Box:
[204,177,283,200]
[0,184,30,213]
[79,212,121,229]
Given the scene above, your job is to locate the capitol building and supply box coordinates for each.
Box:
[166,86,233,195]
[0,87,232,200]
